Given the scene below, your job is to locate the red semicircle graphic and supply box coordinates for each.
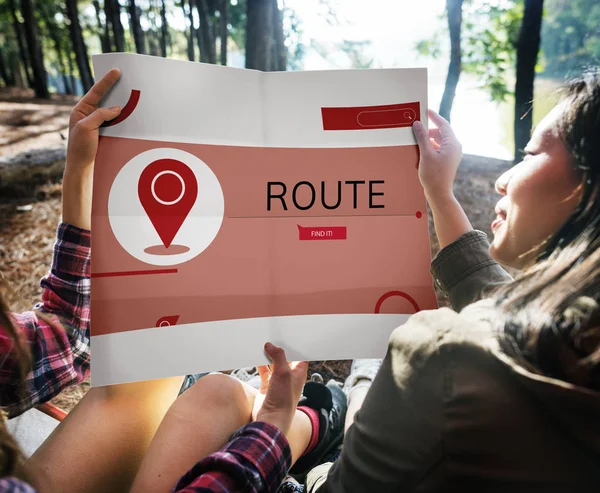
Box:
[374,291,420,314]
[101,89,141,127]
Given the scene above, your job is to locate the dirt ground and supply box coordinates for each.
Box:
[0,87,512,412]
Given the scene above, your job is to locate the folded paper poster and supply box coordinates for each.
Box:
[90,53,437,386]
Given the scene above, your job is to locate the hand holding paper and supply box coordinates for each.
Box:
[63,69,122,230]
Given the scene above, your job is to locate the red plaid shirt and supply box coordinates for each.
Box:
[0,223,91,417]
[1,224,293,493]
[174,422,292,493]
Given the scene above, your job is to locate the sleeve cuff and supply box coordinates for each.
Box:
[53,223,91,277]
[430,230,495,294]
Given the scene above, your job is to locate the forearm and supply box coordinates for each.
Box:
[427,192,473,250]
[62,166,93,231]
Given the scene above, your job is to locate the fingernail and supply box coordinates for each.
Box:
[110,106,121,111]
[265,342,273,350]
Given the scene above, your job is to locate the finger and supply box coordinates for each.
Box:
[78,106,121,131]
[428,127,442,143]
[291,361,309,378]
[264,342,289,374]
[75,68,121,114]
[257,365,270,385]
[430,138,441,151]
[412,120,433,156]
[428,109,449,128]
[428,109,458,141]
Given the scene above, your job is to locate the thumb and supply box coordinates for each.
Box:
[79,106,121,131]
[412,120,432,156]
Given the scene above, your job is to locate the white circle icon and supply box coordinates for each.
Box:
[108,148,225,266]
[151,170,186,205]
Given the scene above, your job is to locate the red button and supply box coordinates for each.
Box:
[321,102,420,131]
[298,225,347,240]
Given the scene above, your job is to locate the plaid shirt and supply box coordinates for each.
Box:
[174,422,292,493]
[0,223,90,418]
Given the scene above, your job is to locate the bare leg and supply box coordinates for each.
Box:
[28,376,184,493]
[131,374,313,493]
[344,386,369,433]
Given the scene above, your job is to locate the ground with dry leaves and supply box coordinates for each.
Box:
[0,87,512,412]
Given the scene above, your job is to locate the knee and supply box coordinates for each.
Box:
[186,373,249,411]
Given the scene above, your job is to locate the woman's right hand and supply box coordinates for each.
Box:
[412,109,463,203]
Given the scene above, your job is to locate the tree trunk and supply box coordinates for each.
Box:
[20,0,49,98]
[159,0,169,57]
[183,0,196,61]
[128,0,146,54]
[271,0,286,71]
[8,0,33,87]
[93,0,111,53]
[106,0,126,52]
[65,0,94,92]
[246,0,273,71]
[514,0,544,163]
[439,0,463,122]
[220,0,228,65]
[42,4,72,95]
[67,51,77,95]
[0,49,15,87]
[197,0,216,63]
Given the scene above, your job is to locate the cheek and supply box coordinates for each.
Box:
[494,157,580,266]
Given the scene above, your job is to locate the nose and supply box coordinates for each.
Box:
[495,168,512,196]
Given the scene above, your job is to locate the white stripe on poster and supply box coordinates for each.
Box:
[90,313,410,386]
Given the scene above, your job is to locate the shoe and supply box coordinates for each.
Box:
[230,367,261,389]
[342,359,382,400]
[290,380,347,480]
[178,373,208,395]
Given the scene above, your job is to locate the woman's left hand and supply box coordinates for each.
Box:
[252,343,308,438]
[62,69,121,230]
[66,69,122,174]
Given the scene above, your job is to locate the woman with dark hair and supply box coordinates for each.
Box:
[301,69,600,492]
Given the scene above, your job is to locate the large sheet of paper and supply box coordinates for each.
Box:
[90,53,437,386]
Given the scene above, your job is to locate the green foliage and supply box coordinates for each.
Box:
[541,0,600,78]
[416,0,522,103]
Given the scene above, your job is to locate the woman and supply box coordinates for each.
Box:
[302,70,600,492]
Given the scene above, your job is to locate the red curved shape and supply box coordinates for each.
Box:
[374,291,420,314]
[156,315,180,327]
[101,89,141,127]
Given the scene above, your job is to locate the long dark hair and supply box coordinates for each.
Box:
[495,68,600,389]
[0,288,30,478]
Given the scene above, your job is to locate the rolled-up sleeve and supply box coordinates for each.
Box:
[430,231,512,311]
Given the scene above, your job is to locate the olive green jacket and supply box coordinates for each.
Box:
[307,231,600,492]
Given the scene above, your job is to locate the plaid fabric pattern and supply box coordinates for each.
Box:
[0,478,36,493]
[0,223,91,418]
[174,422,292,493]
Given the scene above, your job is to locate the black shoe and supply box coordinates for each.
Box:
[290,380,347,480]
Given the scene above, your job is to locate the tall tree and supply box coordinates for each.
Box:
[514,0,544,162]
[182,0,196,61]
[65,0,94,92]
[8,0,33,87]
[93,0,111,53]
[197,0,216,63]
[41,3,73,94]
[219,0,228,65]
[128,0,146,54]
[159,0,169,57]
[271,0,285,70]
[245,0,273,70]
[20,0,49,98]
[439,0,463,121]
[106,0,126,52]
[0,48,15,87]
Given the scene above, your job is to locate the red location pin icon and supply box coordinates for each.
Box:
[138,158,198,248]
